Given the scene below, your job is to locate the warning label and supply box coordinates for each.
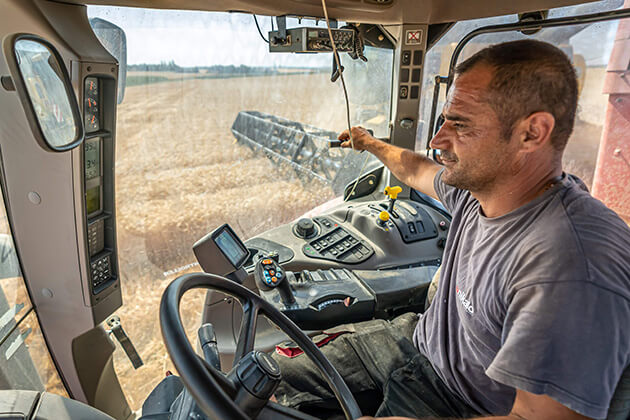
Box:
[406,29,423,45]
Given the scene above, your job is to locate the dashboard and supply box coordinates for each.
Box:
[245,196,449,272]
[237,195,450,329]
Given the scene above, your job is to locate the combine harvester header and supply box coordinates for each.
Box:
[231,110,379,195]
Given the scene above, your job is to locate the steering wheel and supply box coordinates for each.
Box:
[160,272,363,420]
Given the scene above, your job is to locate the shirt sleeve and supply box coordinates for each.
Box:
[486,281,630,419]
[433,168,468,214]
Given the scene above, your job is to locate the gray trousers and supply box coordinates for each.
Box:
[271,313,478,419]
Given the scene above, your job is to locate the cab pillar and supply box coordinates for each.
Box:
[591,1,630,223]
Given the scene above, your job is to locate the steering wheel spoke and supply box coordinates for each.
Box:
[233,299,260,366]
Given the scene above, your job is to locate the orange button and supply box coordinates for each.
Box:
[271,277,278,283]
[269,270,275,276]
[262,259,272,264]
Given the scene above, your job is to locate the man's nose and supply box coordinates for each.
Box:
[429,122,450,150]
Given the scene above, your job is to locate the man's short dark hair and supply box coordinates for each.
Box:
[455,39,578,151]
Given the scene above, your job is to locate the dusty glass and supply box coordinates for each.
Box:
[87,6,394,409]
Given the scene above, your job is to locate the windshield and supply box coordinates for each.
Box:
[88,6,393,409]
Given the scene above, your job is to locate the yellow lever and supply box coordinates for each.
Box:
[384,186,402,200]
[378,211,390,222]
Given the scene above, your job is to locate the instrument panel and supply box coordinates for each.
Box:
[245,197,449,273]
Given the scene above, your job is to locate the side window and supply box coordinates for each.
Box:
[418,2,623,191]
[0,187,67,395]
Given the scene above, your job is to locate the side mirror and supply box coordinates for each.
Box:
[89,18,127,104]
[2,34,84,152]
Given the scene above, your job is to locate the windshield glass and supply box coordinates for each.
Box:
[88,6,393,409]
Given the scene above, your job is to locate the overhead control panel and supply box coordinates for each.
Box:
[269,27,355,53]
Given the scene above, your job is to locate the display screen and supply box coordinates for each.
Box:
[214,228,247,267]
[86,186,100,215]
[85,138,100,180]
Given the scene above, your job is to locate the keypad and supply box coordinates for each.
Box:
[91,254,112,292]
[303,221,373,264]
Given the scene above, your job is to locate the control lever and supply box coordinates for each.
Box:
[384,185,403,213]
[106,316,143,369]
[198,323,221,370]
[254,254,296,307]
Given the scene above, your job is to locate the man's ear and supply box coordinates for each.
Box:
[516,111,555,152]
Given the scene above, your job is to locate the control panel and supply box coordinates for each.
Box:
[302,217,374,264]
[269,28,355,53]
[372,200,438,243]
[81,72,120,305]
[255,253,438,330]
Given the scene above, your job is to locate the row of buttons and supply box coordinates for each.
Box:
[400,49,423,100]
[88,219,104,257]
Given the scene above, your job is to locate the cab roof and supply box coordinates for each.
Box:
[66,0,596,24]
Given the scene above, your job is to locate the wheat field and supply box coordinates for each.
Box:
[112,71,351,410]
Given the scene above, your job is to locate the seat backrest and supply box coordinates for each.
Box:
[607,365,630,420]
[424,266,441,309]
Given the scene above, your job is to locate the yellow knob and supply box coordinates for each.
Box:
[384,186,402,200]
[379,211,390,222]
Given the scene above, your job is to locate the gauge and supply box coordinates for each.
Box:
[85,112,99,132]
[85,97,98,113]
[85,77,98,98]
[84,77,100,133]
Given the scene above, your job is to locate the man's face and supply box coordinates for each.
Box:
[429,64,518,192]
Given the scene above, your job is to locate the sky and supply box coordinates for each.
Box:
[87,6,335,68]
[87,5,620,68]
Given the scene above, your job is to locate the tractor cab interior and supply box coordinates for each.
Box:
[0,0,628,419]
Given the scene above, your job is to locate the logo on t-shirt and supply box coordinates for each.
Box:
[456,286,474,314]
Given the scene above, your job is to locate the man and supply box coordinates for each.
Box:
[272,40,630,420]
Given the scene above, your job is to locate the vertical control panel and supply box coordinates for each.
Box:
[82,74,119,299]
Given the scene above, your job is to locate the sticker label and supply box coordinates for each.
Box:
[406,29,423,45]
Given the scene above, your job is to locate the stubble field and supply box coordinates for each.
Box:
[112,71,349,410]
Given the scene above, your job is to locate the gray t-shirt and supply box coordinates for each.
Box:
[414,169,630,419]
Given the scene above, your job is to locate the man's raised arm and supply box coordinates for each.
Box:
[338,126,441,200]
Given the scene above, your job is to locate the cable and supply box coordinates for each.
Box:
[321,0,353,150]
[253,15,269,44]
[321,0,371,202]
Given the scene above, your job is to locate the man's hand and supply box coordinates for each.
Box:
[338,126,378,151]
[336,126,441,199]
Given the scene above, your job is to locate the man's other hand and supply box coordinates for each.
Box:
[338,126,377,151]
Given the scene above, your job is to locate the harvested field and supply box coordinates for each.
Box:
[112,71,348,409]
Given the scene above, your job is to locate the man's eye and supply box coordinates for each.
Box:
[453,123,465,129]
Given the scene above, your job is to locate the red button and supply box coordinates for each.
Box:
[269,270,275,276]
[262,259,272,264]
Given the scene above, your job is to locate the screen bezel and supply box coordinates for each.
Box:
[210,224,249,270]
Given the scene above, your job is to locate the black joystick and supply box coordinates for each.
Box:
[254,254,296,307]
[294,218,316,239]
